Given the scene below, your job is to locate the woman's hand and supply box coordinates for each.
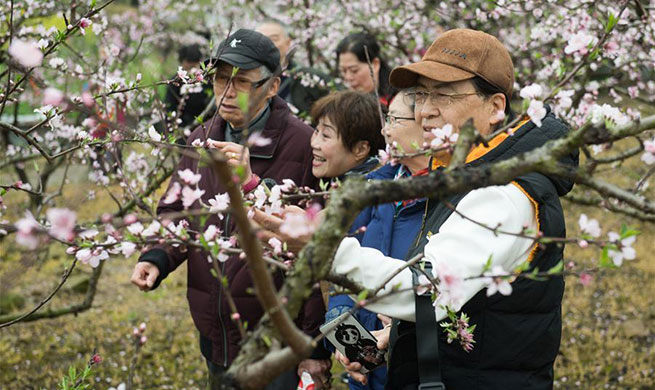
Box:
[251,206,315,254]
[334,350,367,385]
[334,314,392,385]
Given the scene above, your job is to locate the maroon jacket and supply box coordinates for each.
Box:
[140,96,327,366]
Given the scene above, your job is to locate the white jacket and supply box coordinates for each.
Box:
[331,183,538,322]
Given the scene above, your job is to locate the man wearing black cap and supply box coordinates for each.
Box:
[328,29,578,390]
[131,29,330,389]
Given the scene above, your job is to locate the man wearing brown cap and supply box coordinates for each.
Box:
[330,29,578,390]
[131,29,331,389]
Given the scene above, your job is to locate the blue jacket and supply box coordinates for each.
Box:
[325,163,427,390]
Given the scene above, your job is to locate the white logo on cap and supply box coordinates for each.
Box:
[230,39,242,48]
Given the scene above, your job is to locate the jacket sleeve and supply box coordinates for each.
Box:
[138,138,198,289]
[331,184,538,322]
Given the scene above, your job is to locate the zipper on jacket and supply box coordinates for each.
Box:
[217,213,231,367]
[217,260,228,367]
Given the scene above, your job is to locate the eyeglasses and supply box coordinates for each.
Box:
[213,74,271,92]
[405,90,480,107]
[384,114,414,126]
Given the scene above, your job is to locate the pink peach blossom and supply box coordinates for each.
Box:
[181,186,205,208]
[579,272,593,286]
[46,208,76,241]
[162,182,182,204]
[8,39,43,68]
[178,169,201,185]
[43,88,64,106]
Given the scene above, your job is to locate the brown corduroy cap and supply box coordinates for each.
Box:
[390,29,515,97]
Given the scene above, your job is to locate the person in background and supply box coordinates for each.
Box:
[336,32,396,107]
[256,21,292,69]
[256,20,332,116]
[164,44,213,129]
[327,89,430,390]
[131,29,331,390]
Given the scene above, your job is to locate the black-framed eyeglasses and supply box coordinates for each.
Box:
[213,74,271,91]
[384,114,415,126]
[405,90,480,107]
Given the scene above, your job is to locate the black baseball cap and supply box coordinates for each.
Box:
[207,29,281,74]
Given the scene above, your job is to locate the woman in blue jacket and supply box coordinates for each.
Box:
[326,90,430,390]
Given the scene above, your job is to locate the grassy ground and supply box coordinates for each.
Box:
[0,153,654,389]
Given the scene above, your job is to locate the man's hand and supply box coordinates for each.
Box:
[130,262,160,291]
[334,314,392,385]
[297,358,332,389]
[206,140,252,183]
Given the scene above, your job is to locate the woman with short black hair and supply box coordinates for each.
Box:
[309,90,385,180]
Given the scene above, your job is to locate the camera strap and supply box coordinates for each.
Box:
[411,262,446,390]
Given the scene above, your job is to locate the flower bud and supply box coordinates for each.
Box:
[579,272,593,286]
[91,353,102,364]
[124,214,138,225]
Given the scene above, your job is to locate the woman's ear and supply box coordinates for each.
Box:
[372,58,381,78]
[353,140,371,161]
[489,93,507,125]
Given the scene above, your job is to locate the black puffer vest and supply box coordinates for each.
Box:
[387,111,579,390]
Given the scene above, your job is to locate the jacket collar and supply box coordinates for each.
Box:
[429,117,529,170]
[429,105,578,196]
[209,95,291,159]
[333,156,380,183]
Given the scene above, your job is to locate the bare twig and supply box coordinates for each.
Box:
[0,258,78,328]
[363,45,386,130]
